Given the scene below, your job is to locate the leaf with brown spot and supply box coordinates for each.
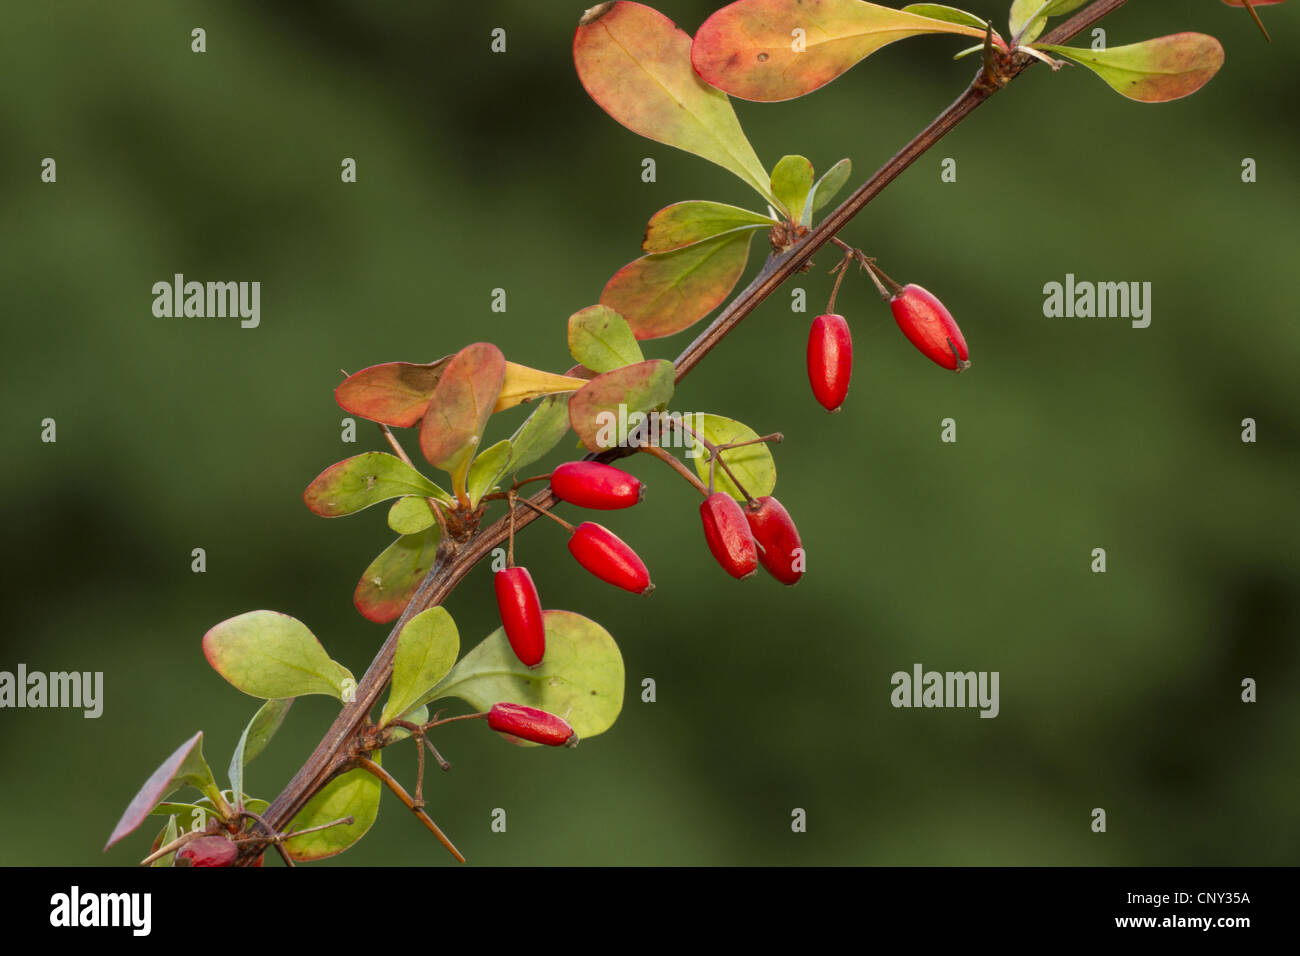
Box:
[691,0,985,103]
[355,528,440,624]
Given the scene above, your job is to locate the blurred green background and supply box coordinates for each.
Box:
[2,0,1297,866]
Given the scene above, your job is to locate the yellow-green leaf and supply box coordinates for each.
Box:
[642,201,775,254]
[284,759,382,861]
[203,611,355,703]
[567,305,645,374]
[1038,34,1225,103]
[428,610,625,743]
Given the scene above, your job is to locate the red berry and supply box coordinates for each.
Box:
[551,461,645,510]
[889,284,970,371]
[567,521,653,594]
[745,496,804,585]
[494,566,545,667]
[176,836,238,867]
[699,492,758,579]
[807,313,853,411]
[488,702,578,747]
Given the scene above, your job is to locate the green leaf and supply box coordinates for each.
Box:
[1038,34,1225,103]
[903,3,989,30]
[770,155,815,223]
[388,496,436,535]
[380,607,461,727]
[335,358,452,428]
[642,201,775,254]
[601,229,755,340]
[228,698,292,806]
[803,158,853,224]
[419,342,506,498]
[354,528,440,624]
[567,305,645,374]
[692,0,985,102]
[151,815,180,867]
[504,394,573,475]
[1009,0,1087,44]
[569,359,676,452]
[575,2,775,205]
[203,611,355,703]
[428,610,625,742]
[284,759,382,861]
[303,452,452,517]
[106,732,217,849]
[465,438,512,509]
[687,413,777,501]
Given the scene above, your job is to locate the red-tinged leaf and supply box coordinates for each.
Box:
[1038,34,1225,103]
[692,0,985,103]
[335,358,451,428]
[419,342,506,491]
[574,2,775,205]
[106,732,215,850]
[569,359,675,452]
[355,528,440,624]
[642,201,775,254]
[601,230,755,340]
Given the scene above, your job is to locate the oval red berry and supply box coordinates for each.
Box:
[488,702,578,747]
[494,566,545,667]
[567,521,653,594]
[745,495,804,585]
[699,492,758,579]
[551,461,645,510]
[176,835,238,867]
[889,284,970,371]
[807,313,853,411]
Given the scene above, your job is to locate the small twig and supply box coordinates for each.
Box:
[1240,0,1271,42]
[359,757,465,863]
[138,829,205,867]
[237,808,295,867]
[422,711,490,732]
[637,443,708,496]
[514,495,576,533]
[826,249,855,314]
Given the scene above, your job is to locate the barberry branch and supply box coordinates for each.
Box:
[241,0,1129,864]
